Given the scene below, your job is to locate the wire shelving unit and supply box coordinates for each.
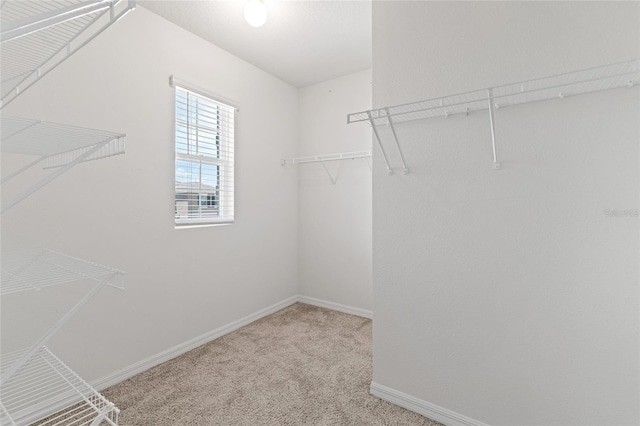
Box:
[0,249,125,419]
[1,1,133,424]
[281,150,371,184]
[348,59,640,173]
[0,0,136,109]
[1,115,126,214]
[0,346,119,426]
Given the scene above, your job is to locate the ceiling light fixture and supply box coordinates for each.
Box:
[244,0,267,28]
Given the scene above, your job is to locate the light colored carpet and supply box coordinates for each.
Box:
[103,303,442,425]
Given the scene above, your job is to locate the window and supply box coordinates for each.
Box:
[174,84,235,226]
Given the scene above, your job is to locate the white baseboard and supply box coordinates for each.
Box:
[370,382,489,426]
[93,295,298,391]
[297,295,373,319]
[93,295,371,392]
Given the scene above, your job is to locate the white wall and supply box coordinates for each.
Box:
[297,69,372,312]
[372,2,639,425]
[1,7,299,381]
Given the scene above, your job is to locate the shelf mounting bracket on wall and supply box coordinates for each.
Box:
[367,112,394,175]
[487,89,500,170]
[384,108,410,174]
[319,161,338,185]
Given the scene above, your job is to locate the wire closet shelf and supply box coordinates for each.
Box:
[0,346,119,426]
[281,150,372,184]
[1,248,125,296]
[0,248,125,407]
[1,115,126,213]
[0,0,136,109]
[283,150,372,165]
[348,59,640,173]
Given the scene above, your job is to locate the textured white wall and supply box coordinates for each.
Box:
[297,70,373,311]
[1,7,299,381]
[372,2,639,425]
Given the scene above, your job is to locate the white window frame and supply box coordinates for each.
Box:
[171,76,236,227]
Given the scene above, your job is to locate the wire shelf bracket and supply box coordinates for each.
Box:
[1,116,126,213]
[0,0,136,109]
[487,89,500,170]
[347,59,640,171]
[0,346,119,426]
[367,109,409,175]
[281,150,372,185]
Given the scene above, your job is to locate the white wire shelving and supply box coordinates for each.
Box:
[348,59,640,173]
[0,249,125,392]
[1,1,131,425]
[0,0,136,109]
[1,115,126,213]
[1,249,125,296]
[281,150,371,184]
[0,346,119,426]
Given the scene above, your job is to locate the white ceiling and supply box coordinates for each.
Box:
[139,0,372,88]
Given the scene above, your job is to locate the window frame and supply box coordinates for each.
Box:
[171,76,236,227]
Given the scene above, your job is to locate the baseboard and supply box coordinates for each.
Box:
[93,294,371,391]
[297,295,373,319]
[370,382,489,426]
[93,295,298,391]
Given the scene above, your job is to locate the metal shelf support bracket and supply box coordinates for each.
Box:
[385,108,409,174]
[487,89,501,170]
[320,161,338,185]
[367,112,393,175]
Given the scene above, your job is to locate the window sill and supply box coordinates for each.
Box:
[175,222,233,230]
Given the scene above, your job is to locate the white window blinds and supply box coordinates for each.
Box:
[174,85,235,226]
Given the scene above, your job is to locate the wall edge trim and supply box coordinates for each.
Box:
[297,295,373,319]
[370,382,490,426]
[93,295,372,392]
[93,295,298,391]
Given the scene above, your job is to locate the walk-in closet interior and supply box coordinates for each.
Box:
[1,1,638,425]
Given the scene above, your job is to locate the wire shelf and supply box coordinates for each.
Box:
[347,59,640,173]
[0,346,119,426]
[0,0,136,109]
[283,150,372,165]
[348,59,640,126]
[0,249,125,296]
[281,150,372,185]
[1,115,126,162]
[1,116,126,213]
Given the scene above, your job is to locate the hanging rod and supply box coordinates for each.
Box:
[348,59,640,171]
[281,150,371,185]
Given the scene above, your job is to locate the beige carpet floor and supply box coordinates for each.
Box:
[102,303,442,425]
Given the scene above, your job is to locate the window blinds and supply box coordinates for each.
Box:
[174,86,235,225]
